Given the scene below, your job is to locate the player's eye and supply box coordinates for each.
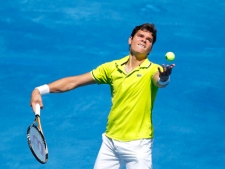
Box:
[147,38,153,43]
[137,34,144,38]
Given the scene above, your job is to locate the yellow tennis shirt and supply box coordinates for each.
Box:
[91,55,160,141]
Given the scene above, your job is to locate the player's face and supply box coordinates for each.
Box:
[129,29,153,56]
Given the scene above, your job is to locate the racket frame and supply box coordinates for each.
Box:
[27,115,48,164]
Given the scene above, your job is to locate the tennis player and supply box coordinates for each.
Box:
[30,23,175,169]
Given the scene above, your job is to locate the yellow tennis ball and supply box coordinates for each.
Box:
[165,52,175,61]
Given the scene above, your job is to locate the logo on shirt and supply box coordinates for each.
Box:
[137,74,142,77]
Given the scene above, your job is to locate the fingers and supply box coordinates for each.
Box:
[167,64,175,75]
[30,89,44,113]
[157,67,162,74]
[170,64,175,69]
[158,64,175,77]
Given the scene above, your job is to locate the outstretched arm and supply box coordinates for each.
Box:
[152,64,175,88]
[30,72,96,112]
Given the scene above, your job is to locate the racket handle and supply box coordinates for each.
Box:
[35,103,41,116]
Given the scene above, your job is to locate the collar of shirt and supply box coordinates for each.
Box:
[115,55,151,73]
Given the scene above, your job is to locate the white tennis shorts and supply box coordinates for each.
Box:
[94,133,153,169]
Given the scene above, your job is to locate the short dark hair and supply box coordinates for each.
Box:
[130,23,157,44]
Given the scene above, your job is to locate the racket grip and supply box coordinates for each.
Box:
[35,104,41,116]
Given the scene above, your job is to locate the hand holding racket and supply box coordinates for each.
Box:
[27,104,48,164]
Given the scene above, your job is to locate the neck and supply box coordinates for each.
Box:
[125,53,147,73]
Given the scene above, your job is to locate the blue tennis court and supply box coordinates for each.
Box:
[0,0,224,168]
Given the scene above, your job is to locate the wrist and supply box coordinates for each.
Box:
[35,84,50,95]
[158,76,170,86]
[159,75,169,82]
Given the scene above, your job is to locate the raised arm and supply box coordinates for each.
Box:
[30,72,96,112]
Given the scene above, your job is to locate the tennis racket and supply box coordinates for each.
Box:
[27,104,48,164]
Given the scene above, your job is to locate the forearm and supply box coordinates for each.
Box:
[30,72,95,111]
[35,72,96,94]
[33,77,78,95]
[31,77,75,112]
[48,76,78,93]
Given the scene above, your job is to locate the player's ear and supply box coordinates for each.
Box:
[128,36,132,45]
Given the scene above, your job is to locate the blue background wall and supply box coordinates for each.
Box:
[0,0,225,168]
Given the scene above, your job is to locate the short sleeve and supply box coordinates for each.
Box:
[91,62,113,84]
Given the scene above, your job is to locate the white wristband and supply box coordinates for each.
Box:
[158,76,170,86]
[35,84,50,95]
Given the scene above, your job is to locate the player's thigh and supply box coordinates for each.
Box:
[94,134,124,169]
[124,139,153,169]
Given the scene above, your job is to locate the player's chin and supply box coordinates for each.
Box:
[137,48,151,54]
[136,50,150,56]
[131,48,150,56]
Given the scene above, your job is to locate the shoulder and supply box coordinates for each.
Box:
[146,61,161,77]
[91,56,129,83]
[150,62,160,69]
[96,55,129,71]
[141,58,160,72]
